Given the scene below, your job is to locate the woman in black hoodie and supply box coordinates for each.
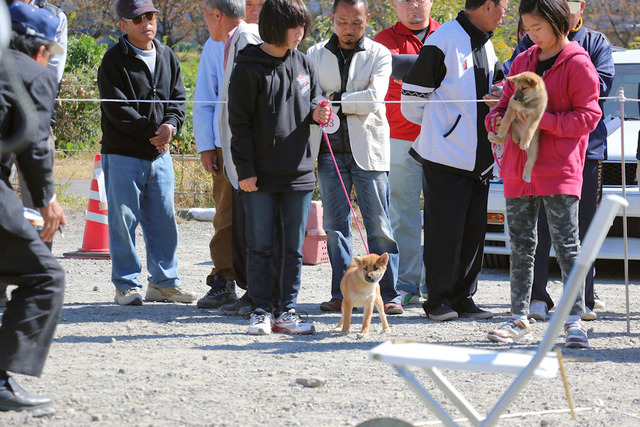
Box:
[228,0,330,336]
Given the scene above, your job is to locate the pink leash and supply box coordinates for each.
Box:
[319,100,369,255]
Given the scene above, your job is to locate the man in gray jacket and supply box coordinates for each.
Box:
[307,0,401,315]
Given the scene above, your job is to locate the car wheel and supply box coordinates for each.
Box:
[483,253,509,269]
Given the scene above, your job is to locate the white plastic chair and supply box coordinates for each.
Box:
[369,195,629,426]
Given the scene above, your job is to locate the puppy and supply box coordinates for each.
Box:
[488,71,548,183]
[337,253,390,336]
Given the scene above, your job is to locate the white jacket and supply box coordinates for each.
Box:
[219,21,262,189]
[307,37,392,172]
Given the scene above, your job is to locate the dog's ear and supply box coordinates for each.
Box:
[506,74,518,83]
[353,256,364,267]
[378,252,389,266]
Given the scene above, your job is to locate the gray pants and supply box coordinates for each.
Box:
[506,194,584,317]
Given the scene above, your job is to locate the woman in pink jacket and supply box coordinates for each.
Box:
[485,0,601,348]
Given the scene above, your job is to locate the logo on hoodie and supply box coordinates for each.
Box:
[297,73,310,96]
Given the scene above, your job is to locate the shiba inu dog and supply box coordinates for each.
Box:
[488,71,548,183]
[337,253,390,336]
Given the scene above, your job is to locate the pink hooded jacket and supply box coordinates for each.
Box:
[485,42,601,199]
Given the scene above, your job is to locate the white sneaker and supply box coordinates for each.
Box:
[273,309,316,334]
[249,309,273,335]
[487,318,533,343]
[399,290,421,306]
[593,293,606,310]
[114,288,143,306]
[581,307,597,321]
[528,300,548,321]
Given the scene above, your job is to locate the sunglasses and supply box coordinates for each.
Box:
[122,12,156,25]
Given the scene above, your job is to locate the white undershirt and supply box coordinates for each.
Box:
[126,39,157,79]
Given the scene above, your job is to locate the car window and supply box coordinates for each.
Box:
[602,63,640,120]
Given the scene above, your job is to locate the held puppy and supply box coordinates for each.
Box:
[488,71,548,183]
[337,253,390,336]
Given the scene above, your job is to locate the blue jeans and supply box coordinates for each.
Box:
[102,153,180,291]
[389,138,425,296]
[317,153,399,303]
[242,190,312,314]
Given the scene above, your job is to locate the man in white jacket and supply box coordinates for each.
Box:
[400,0,506,322]
[307,0,401,314]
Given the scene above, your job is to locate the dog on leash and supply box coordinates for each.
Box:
[337,253,390,336]
[488,71,548,183]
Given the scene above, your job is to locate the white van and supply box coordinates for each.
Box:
[483,49,640,268]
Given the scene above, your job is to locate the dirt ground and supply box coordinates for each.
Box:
[1,209,639,426]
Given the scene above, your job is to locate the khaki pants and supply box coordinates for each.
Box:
[207,147,234,282]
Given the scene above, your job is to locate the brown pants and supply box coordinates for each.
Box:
[208,147,234,282]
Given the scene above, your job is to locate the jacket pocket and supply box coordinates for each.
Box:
[443,114,462,138]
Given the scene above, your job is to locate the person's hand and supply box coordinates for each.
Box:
[150,123,173,153]
[393,78,403,85]
[483,93,501,109]
[239,177,258,192]
[314,101,331,125]
[488,114,503,133]
[200,149,219,176]
[38,200,66,242]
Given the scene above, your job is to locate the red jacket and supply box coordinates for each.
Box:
[485,42,601,199]
[374,18,440,142]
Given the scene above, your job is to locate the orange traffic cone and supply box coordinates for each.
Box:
[63,154,110,259]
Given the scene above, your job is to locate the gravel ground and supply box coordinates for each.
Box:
[1,209,639,427]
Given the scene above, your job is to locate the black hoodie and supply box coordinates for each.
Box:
[228,44,321,192]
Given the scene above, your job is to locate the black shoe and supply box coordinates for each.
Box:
[424,302,458,322]
[221,292,252,316]
[0,376,54,412]
[0,286,7,308]
[455,297,494,319]
[197,275,237,309]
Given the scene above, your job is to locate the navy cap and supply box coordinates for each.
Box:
[10,1,64,55]
[116,0,160,20]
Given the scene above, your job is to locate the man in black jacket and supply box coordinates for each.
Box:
[98,0,193,306]
[0,1,66,412]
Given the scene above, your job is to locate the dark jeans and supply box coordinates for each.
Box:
[0,198,65,377]
[242,190,312,314]
[422,164,489,312]
[532,159,602,309]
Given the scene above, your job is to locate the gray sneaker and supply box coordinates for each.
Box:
[197,275,237,309]
[114,288,143,306]
[221,292,252,316]
[528,300,548,321]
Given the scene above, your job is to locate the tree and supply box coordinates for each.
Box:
[583,0,640,48]
[64,0,208,47]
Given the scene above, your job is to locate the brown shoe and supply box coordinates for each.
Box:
[145,284,196,303]
[320,298,342,312]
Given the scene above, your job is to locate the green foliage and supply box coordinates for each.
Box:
[65,34,107,72]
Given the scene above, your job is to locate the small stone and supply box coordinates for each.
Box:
[91,414,103,422]
[295,377,327,388]
[111,338,117,343]
[93,286,99,291]
[118,368,125,374]
[203,355,208,361]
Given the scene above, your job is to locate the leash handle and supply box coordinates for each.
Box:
[319,100,369,255]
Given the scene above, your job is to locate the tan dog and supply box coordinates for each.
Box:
[337,253,390,336]
[488,71,548,183]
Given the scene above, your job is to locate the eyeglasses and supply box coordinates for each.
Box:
[122,12,156,25]
[496,3,510,15]
[396,0,427,5]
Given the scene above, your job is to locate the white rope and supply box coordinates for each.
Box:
[54,96,640,104]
